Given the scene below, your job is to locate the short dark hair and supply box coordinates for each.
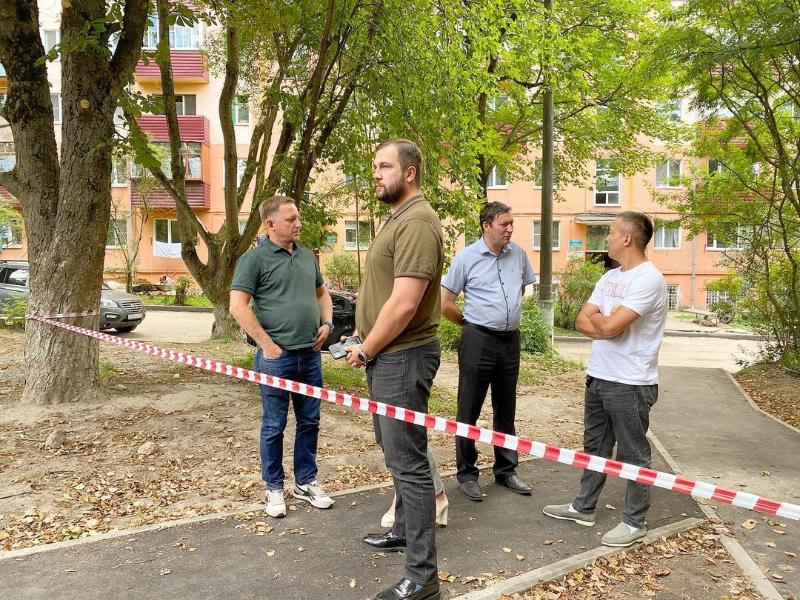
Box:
[377,138,422,185]
[479,201,511,230]
[259,195,295,222]
[617,211,654,250]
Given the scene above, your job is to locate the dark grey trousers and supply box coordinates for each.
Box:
[572,376,659,528]
[455,324,521,482]
[368,340,440,584]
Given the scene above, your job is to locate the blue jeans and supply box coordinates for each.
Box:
[254,347,323,491]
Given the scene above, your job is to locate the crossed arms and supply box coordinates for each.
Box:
[576,303,641,340]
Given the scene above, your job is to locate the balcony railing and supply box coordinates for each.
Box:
[134,50,208,83]
[136,115,210,144]
[132,180,210,210]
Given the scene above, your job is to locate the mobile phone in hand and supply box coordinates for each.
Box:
[328,335,362,360]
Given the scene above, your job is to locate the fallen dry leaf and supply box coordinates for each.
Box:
[741,519,757,530]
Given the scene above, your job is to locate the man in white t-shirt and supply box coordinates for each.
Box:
[543,212,667,547]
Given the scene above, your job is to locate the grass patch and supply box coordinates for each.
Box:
[553,326,583,337]
[322,358,369,396]
[518,352,583,386]
[99,360,117,381]
[230,348,257,370]
[429,386,457,418]
[137,294,213,308]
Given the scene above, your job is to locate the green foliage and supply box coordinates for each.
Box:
[518,352,584,386]
[137,293,212,308]
[0,297,27,329]
[437,317,463,352]
[322,358,369,396]
[554,259,605,330]
[0,200,23,252]
[782,350,800,373]
[325,252,360,291]
[519,297,553,355]
[99,360,117,381]
[174,275,192,306]
[230,348,257,370]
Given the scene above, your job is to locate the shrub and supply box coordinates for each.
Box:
[0,297,27,329]
[325,252,360,291]
[174,275,192,306]
[438,316,462,351]
[554,259,604,330]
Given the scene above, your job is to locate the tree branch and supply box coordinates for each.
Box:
[110,0,149,97]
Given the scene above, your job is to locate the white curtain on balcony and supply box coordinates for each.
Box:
[153,240,182,258]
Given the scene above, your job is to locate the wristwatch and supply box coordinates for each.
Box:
[322,321,334,331]
[357,346,372,365]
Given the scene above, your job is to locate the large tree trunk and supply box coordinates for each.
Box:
[0,0,148,404]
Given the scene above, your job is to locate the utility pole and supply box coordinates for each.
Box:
[539,0,555,330]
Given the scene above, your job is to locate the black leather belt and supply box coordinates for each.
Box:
[464,322,517,336]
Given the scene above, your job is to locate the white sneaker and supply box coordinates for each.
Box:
[292,480,334,509]
[265,489,287,518]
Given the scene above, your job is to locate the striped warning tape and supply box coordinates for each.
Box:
[0,309,98,325]
[29,315,800,522]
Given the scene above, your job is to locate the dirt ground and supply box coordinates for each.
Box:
[734,362,800,430]
[0,328,584,552]
[0,327,787,600]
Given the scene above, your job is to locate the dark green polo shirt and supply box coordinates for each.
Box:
[231,239,324,350]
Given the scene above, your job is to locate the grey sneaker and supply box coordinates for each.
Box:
[292,480,334,509]
[265,489,287,518]
[601,522,647,547]
[542,503,596,526]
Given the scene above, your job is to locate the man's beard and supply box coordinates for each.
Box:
[376,180,405,204]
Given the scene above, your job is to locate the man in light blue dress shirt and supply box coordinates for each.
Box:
[441,202,537,502]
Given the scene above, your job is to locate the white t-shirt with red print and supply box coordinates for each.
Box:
[586,260,667,385]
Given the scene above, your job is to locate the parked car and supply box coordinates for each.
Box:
[0,260,146,332]
[241,289,355,351]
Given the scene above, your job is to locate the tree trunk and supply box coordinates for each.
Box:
[205,264,239,340]
[0,0,148,404]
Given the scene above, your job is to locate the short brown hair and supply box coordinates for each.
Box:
[377,138,423,185]
[617,211,654,250]
[259,195,295,223]
[479,201,511,229]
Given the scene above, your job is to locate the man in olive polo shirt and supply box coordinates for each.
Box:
[230,195,335,519]
[345,139,443,600]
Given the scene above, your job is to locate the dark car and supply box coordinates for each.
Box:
[0,260,146,332]
[242,289,355,351]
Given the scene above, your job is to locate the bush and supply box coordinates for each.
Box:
[174,275,192,306]
[437,296,552,354]
[0,297,27,329]
[325,252,360,291]
[554,259,605,330]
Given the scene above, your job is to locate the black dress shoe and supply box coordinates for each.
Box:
[458,480,483,502]
[495,474,532,495]
[373,577,440,600]
[362,529,407,552]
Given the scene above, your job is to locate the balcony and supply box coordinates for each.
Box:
[136,115,210,144]
[0,186,16,204]
[132,180,210,210]
[134,50,208,83]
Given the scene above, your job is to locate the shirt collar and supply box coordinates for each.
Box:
[388,195,425,221]
[263,237,297,253]
[478,236,511,256]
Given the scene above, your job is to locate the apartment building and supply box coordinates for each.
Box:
[322,107,733,311]
[0,3,258,283]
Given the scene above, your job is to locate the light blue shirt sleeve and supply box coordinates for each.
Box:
[441,252,466,295]
[521,251,537,285]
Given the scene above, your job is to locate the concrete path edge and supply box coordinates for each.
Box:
[450,517,704,600]
[648,430,784,600]
[723,370,800,435]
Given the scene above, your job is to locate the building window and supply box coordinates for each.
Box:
[708,159,727,174]
[707,225,746,250]
[344,220,372,250]
[659,99,682,121]
[667,284,680,310]
[0,221,23,248]
[112,157,128,186]
[533,158,558,189]
[595,160,620,205]
[533,221,560,250]
[488,95,508,110]
[133,142,201,180]
[51,93,62,123]
[706,289,730,310]
[144,16,201,49]
[232,95,249,125]
[487,165,508,188]
[42,30,60,54]
[107,219,128,248]
[586,225,610,252]
[0,142,15,172]
[656,159,682,188]
[175,94,197,116]
[154,218,180,244]
[223,158,247,187]
[654,221,681,249]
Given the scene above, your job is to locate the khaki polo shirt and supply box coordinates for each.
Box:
[356,196,443,354]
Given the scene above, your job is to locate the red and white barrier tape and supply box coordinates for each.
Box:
[30,315,800,522]
[1,309,99,322]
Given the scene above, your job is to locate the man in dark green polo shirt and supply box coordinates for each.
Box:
[230,195,335,519]
[345,139,443,600]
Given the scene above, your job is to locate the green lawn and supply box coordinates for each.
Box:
[137,294,213,308]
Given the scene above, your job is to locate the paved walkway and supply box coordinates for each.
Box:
[1,366,795,599]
